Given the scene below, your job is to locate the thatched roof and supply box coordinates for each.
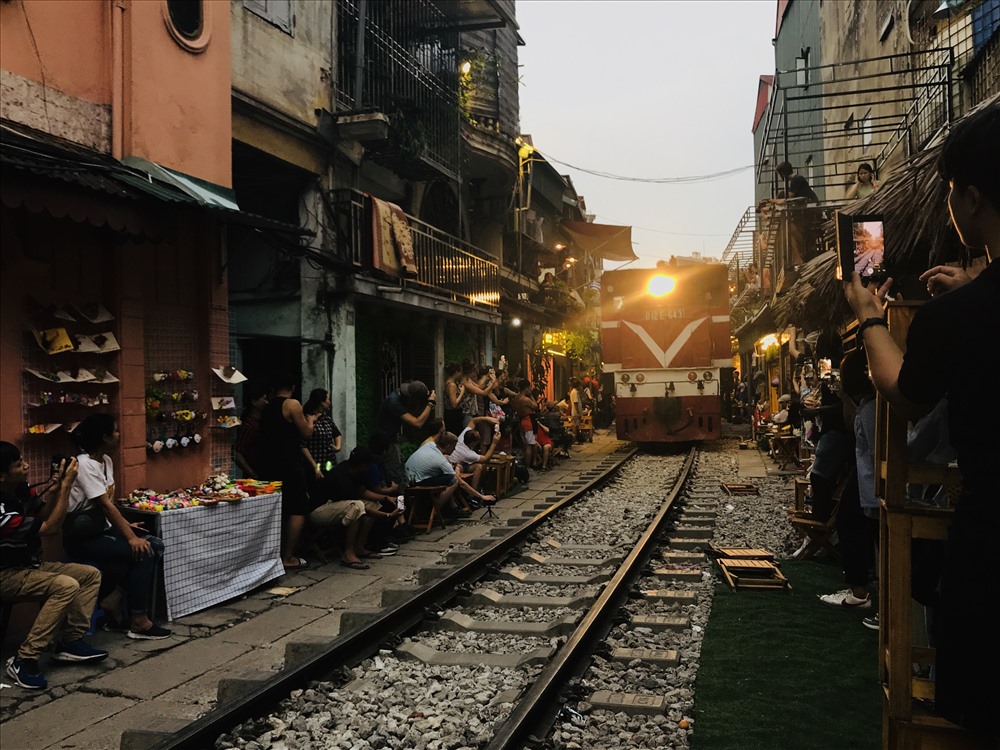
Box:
[772,95,999,331]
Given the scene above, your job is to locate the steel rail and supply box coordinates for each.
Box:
[150,447,639,750]
[485,446,698,750]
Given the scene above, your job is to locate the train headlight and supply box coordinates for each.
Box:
[647,275,676,297]
[635,373,645,383]
[621,373,630,383]
[703,372,714,381]
[687,371,698,382]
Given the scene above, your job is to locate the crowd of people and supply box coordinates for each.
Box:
[1,355,608,693]
[743,106,997,738]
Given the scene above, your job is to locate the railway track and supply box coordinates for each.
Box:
[150,445,716,750]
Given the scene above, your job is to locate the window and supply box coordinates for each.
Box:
[244,0,293,34]
[167,0,202,38]
[795,48,810,87]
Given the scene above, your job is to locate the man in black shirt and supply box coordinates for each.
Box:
[844,103,999,735]
[775,161,819,203]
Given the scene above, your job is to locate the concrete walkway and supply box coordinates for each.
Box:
[0,434,628,750]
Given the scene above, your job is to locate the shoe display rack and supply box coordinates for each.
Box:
[873,302,987,750]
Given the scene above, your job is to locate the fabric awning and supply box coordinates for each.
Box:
[561,220,638,261]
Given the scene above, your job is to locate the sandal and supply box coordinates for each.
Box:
[283,557,309,571]
[358,551,381,559]
[340,560,370,570]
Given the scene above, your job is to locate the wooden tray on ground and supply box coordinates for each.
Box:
[720,483,760,496]
[717,557,791,592]
[708,545,774,560]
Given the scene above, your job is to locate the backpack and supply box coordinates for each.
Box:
[513,460,529,485]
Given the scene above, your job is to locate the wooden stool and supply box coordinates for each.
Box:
[483,455,513,498]
[773,434,799,470]
[792,477,810,513]
[405,485,446,533]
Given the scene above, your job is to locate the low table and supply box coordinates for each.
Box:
[122,492,285,620]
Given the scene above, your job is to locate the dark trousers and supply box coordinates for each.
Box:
[934,498,999,735]
[835,473,877,587]
[66,531,163,615]
[810,473,838,522]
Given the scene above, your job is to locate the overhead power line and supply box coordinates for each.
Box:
[538,151,754,184]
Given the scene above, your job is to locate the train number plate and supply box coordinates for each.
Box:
[644,309,685,320]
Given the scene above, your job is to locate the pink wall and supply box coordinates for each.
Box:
[123,0,233,186]
[1,0,231,186]
[0,0,111,105]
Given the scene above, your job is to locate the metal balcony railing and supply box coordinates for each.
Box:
[336,0,461,178]
[325,189,499,310]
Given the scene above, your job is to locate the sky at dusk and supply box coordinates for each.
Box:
[517,1,776,268]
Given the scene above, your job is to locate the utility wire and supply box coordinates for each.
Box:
[538,149,753,184]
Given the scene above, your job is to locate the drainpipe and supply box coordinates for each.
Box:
[111,0,126,159]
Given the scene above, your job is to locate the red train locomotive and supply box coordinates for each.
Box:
[600,264,731,442]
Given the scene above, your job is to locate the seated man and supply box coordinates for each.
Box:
[772,394,792,427]
[310,447,398,570]
[540,401,573,457]
[447,416,501,491]
[405,421,495,519]
[1,444,108,690]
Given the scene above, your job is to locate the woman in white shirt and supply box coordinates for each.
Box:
[65,414,170,640]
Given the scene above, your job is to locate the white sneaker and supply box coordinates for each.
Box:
[818,589,871,609]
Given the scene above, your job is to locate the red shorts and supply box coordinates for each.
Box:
[535,429,552,447]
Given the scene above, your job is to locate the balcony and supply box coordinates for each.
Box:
[336,0,461,180]
[324,189,499,312]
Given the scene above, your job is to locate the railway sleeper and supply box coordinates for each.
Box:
[630,614,690,631]
[468,588,598,609]
[588,690,671,716]
[516,553,624,567]
[610,647,680,667]
[427,610,580,636]
[664,537,706,550]
[540,539,621,552]
[498,566,612,585]
[641,588,699,604]
[650,568,703,582]
[673,525,714,539]
[394,640,555,668]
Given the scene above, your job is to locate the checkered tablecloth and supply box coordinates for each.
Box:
[157,492,285,620]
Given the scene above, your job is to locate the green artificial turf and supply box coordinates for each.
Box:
[692,560,882,750]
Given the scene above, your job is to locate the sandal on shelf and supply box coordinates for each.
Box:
[340,560,370,570]
[282,557,309,571]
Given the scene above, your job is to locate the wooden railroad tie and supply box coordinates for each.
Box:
[720,482,760,496]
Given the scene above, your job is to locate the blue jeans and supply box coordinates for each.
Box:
[66,531,164,615]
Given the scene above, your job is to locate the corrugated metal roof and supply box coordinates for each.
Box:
[1,126,306,235]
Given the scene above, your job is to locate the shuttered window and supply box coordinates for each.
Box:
[244,0,293,35]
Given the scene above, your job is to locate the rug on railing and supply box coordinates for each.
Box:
[371,195,418,279]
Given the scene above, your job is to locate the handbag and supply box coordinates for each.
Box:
[62,507,107,541]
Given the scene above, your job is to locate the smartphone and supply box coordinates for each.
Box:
[836,212,885,282]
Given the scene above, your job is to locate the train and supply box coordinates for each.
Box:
[599,263,732,442]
